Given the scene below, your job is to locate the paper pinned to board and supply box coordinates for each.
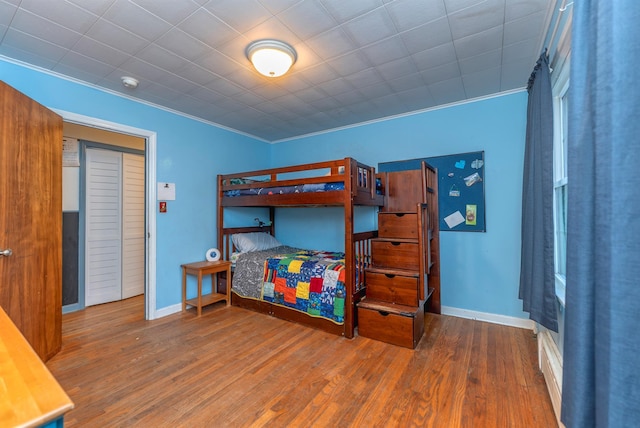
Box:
[444,210,465,229]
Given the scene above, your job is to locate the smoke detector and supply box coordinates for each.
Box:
[121,76,139,89]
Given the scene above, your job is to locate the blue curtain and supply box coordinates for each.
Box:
[562,1,640,427]
[519,52,557,332]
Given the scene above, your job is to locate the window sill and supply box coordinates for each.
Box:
[555,282,566,307]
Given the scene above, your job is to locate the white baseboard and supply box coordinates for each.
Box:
[538,329,565,427]
[154,303,182,319]
[441,306,536,330]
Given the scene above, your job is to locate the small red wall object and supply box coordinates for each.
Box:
[159,201,167,213]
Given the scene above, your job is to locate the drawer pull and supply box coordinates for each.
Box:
[391,242,401,246]
[385,273,396,278]
[394,213,405,217]
[378,311,390,317]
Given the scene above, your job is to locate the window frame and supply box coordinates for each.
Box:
[552,61,570,307]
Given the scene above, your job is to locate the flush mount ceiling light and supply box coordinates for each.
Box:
[121,76,139,89]
[246,40,297,78]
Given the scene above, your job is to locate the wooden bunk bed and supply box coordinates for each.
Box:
[217,157,385,339]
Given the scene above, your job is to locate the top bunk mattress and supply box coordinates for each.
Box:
[224,181,346,197]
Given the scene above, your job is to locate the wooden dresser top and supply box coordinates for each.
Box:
[0,308,73,427]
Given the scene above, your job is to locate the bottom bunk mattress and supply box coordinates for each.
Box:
[232,246,347,324]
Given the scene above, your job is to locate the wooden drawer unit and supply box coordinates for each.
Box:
[378,212,418,239]
[371,239,420,271]
[357,299,424,349]
[365,269,419,306]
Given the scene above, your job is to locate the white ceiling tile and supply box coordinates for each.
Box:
[204,0,271,33]
[204,77,245,97]
[448,0,505,40]
[360,36,409,67]
[86,19,149,55]
[73,36,131,66]
[344,68,384,88]
[131,0,201,25]
[278,0,337,39]
[343,8,396,46]
[103,0,172,41]
[66,0,116,15]
[397,86,435,111]
[412,42,457,71]
[504,11,547,45]
[453,25,503,59]
[0,2,17,26]
[0,42,60,69]
[224,66,268,88]
[420,61,460,85]
[400,17,453,55]
[178,8,238,47]
[155,28,211,62]
[385,0,447,31]
[257,0,302,15]
[241,16,301,46]
[136,44,189,72]
[506,0,552,21]
[462,66,501,98]
[327,51,371,76]
[173,62,217,86]
[295,86,329,102]
[500,57,533,90]
[443,0,488,14]
[0,0,555,141]
[320,0,384,24]
[54,51,115,81]
[388,72,427,93]
[316,78,356,97]
[502,38,539,63]
[427,76,466,104]
[11,9,82,48]
[194,49,243,77]
[19,0,98,33]
[301,62,340,85]
[332,89,367,105]
[376,57,418,80]
[458,49,502,74]
[2,28,68,63]
[214,36,253,66]
[306,27,356,60]
[358,82,394,99]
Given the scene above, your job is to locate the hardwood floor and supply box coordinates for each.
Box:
[47,297,557,427]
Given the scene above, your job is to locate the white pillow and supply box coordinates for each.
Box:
[232,232,282,253]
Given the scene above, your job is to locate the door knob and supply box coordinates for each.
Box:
[1,248,12,257]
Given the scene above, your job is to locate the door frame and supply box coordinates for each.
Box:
[55,109,158,320]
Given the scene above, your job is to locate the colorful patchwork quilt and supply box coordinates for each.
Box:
[261,250,346,324]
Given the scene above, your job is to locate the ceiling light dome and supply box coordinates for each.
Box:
[246,40,297,78]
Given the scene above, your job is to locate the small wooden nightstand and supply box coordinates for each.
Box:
[181,260,232,317]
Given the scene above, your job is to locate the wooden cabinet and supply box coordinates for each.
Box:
[357,162,440,349]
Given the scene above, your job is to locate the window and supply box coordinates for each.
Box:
[552,65,569,307]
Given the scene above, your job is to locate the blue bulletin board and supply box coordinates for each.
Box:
[379,151,485,232]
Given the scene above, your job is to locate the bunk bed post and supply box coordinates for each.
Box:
[217,174,224,253]
[268,206,275,236]
[344,158,355,338]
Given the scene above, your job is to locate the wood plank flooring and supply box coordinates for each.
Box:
[46,297,557,427]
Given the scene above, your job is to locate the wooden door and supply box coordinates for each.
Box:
[0,81,63,361]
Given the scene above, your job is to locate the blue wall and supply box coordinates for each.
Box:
[272,93,529,319]
[2,58,529,320]
[1,58,270,311]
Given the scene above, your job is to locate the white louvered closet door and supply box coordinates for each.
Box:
[85,148,123,306]
[121,153,145,299]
